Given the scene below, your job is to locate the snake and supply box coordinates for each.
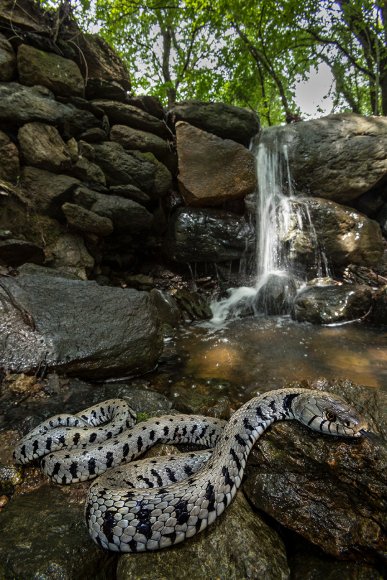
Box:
[13,388,368,553]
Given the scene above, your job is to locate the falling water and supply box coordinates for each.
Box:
[211,127,331,323]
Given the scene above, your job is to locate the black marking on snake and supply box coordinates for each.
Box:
[229,448,242,471]
[184,464,194,476]
[69,462,78,479]
[138,475,154,488]
[175,499,189,524]
[58,435,66,446]
[308,415,318,426]
[124,491,135,499]
[89,433,97,443]
[283,393,299,414]
[173,425,180,439]
[151,468,163,487]
[235,433,246,447]
[182,426,187,437]
[137,506,153,539]
[205,482,216,512]
[243,417,254,432]
[45,437,52,451]
[166,467,177,483]
[222,466,234,488]
[106,451,114,468]
[102,509,116,543]
[51,462,61,476]
[137,436,143,452]
[149,430,155,441]
[191,424,197,435]
[88,457,96,475]
[320,420,328,432]
[269,400,277,413]
[163,426,169,436]
[122,443,129,457]
[72,432,80,445]
[106,431,113,439]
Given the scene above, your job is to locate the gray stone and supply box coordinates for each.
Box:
[92,141,172,198]
[48,233,94,280]
[0,33,16,81]
[0,273,163,378]
[168,100,260,146]
[274,113,387,203]
[176,122,256,206]
[0,239,44,267]
[92,99,169,137]
[244,380,387,560]
[62,202,113,236]
[109,184,151,205]
[117,493,289,580]
[166,207,255,263]
[70,156,106,185]
[254,273,298,315]
[20,166,80,217]
[127,94,165,119]
[17,43,85,97]
[18,122,72,172]
[292,282,372,324]
[149,288,181,329]
[0,130,19,182]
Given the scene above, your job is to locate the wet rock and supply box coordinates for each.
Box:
[92,99,169,138]
[149,289,181,329]
[174,289,212,320]
[280,113,387,203]
[254,273,298,315]
[0,484,107,579]
[48,233,94,280]
[176,122,256,206]
[0,33,16,81]
[110,124,176,171]
[243,380,387,560]
[0,239,45,267]
[61,202,114,236]
[20,166,80,217]
[18,122,72,172]
[92,141,172,198]
[0,130,19,182]
[292,282,372,324]
[74,188,153,233]
[166,207,255,263]
[168,101,260,146]
[0,273,163,378]
[17,43,85,97]
[369,286,387,325]
[117,492,289,580]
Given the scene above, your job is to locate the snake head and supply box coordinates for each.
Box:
[292,391,368,438]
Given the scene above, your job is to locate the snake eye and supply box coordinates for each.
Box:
[326,411,337,422]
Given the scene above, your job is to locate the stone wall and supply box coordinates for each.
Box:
[0,0,259,286]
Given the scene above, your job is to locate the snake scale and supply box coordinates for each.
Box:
[13,388,367,553]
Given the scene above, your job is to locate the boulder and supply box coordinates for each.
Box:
[47,233,94,280]
[0,130,19,182]
[166,207,255,263]
[168,101,260,146]
[18,122,72,172]
[92,99,170,138]
[17,44,85,98]
[292,282,372,324]
[127,95,165,119]
[110,124,176,171]
[0,0,51,34]
[0,239,44,267]
[0,273,163,378]
[20,166,80,217]
[254,273,298,315]
[243,380,387,560]
[0,33,16,81]
[92,141,172,198]
[369,287,387,325]
[61,202,113,236]
[279,113,387,203]
[176,122,257,207]
[70,157,106,185]
[109,184,151,206]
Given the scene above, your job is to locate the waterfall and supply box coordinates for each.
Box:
[211,126,330,323]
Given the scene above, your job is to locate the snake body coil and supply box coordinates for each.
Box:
[14,388,367,552]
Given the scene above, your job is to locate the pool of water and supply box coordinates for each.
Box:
[154,316,387,406]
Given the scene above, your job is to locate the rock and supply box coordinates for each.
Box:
[166,207,255,263]
[376,201,387,235]
[149,288,182,329]
[369,287,387,325]
[0,273,163,378]
[0,0,51,34]
[0,33,16,81]
[18,122,72,172]
[20,166,80,217]
[92,141,172,198]
[127,95,165,119]
[48,233,94,280]
[117,493,289,580]
[61,202,114,236]
[70,156,107,185]
[243,380,387,560]
[280,113,387,203]
[110,124,176,172]
[292,282,372,324]
[255,273,298,315]
[74,33,131,96]
[0,83,99,132]
[109,184,151,206]
[74,188,153,233]
[92,99,170,138]
[168,101,260,146]
[284,198,384,271]
[176,122,257,206]
[0,239,45,267]
[17,43,85,98]
[0,484,107,579]
[0,130,19,182]
[79,127,107,142]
